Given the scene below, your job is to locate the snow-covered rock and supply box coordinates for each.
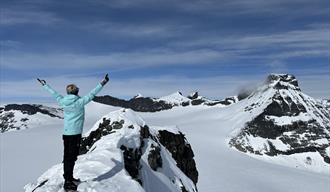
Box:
[0,104,63,133]
[229,74,330,173]
[24,109,198,192]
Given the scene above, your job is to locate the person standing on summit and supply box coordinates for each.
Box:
[37,74,109,191]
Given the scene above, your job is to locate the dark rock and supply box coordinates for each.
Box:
[93,96,173,112]
[158,130,198,184]
[191,99,204,106]
[3,104,63,118]
[182,101,190,107]
[21,118,29,122]
[148,144,162,171]
[112,121,124,129]
[79,118,116,155]
[188,92,199,100]
[120,145,142,185]
[140,125,150,139]
[266,74,300,91]
[0,112,15,132]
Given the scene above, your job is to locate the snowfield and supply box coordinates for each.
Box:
[1,100,330,192]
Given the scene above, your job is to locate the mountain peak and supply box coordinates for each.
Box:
[266,73,300,91]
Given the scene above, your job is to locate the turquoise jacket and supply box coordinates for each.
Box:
[43,83,103,135]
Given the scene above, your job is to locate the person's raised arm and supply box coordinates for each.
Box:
[78,74,109,106]
[37,78,63,103]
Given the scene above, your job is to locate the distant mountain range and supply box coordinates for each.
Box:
[92,91,238,112]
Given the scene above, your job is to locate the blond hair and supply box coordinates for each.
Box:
[66,84,79,95]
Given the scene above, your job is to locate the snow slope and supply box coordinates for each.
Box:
[139,105,330,192]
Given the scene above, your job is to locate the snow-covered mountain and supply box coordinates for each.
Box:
[24,109,198,192]
[0,104,63,133]
[229,74,330,173]
[93,91,238,112]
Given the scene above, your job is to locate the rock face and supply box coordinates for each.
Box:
[230,74,330,170]
[93,91,238,112]
[25,109,198,192]
[0,104,63,133]
[158,130,198,184]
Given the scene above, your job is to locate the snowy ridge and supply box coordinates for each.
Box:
[24,109,198,192]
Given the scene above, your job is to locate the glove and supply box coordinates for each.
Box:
[100,74,109,86]
[37,78,46,86]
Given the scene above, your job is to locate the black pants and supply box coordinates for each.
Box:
[62,134,81,181]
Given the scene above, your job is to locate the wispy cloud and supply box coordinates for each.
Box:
[0,74,262,103]
[0,7,59,25]
[2,48,226,70]
[82,21,191,38]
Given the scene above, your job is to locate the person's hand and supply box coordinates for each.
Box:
[101,74,109,86]
[37,78,46,86]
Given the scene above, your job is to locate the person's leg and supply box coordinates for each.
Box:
[63,135,76,181]
[71,134,82,180]
[73,134,82,161]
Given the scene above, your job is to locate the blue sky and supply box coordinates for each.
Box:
[0,0,329,103]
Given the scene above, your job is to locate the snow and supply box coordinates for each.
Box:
[1,100,330,192]
[313,138,329,145]
[134,93,144,98]
[250,152,329,174]
[240,135,290,152]
[157,91,191,105]
[139,105,330,192]
[265,113,312,126]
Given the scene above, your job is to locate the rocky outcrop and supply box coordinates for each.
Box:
[78,109,198,191]
[158,130,198,184]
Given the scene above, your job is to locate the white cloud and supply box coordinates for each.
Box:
[83,21,191,38]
